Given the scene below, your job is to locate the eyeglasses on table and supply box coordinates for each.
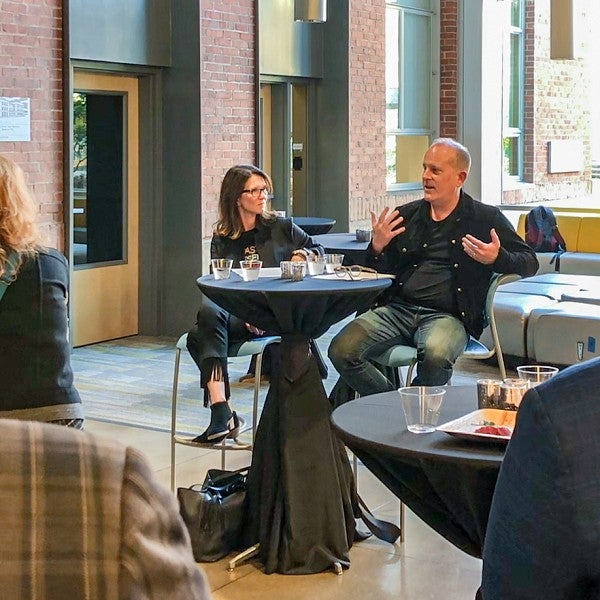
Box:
[333,265,380,280]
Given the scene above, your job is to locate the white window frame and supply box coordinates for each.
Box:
[385,0,439,192]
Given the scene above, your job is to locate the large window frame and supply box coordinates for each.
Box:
[385,0,439,192]
[502,0,525,182]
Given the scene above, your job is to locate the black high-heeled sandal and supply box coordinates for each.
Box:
[192,409,243,445]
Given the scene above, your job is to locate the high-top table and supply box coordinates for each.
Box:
[291,216,336,236]
[197,270,392,574]
[313,233,370,266]
[331,386,506,558]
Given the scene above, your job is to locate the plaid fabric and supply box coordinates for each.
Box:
[0,419,210,599]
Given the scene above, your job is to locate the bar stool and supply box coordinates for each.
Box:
[170,332,280,491]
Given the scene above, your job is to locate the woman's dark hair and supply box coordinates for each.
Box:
[214,164,276,238]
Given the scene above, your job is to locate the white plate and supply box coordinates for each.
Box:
[314,272,395,281]
[436,408,516,443]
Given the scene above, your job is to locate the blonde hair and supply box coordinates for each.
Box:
[0,155,42,277]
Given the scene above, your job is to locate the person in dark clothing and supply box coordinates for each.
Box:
[328,138,538,392]
[187,164,323,444]
[481,357,600,600]
[0,155,83,427]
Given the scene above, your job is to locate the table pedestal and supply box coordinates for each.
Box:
[244,333,355,574]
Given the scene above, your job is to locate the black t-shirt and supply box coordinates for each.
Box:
[398,214,458,315]
[215,229,260,264]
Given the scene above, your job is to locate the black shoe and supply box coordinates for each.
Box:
[192,410,242,445]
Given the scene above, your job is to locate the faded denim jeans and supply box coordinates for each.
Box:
[328,299,468,395]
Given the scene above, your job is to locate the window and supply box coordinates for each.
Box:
[502,0,524,180]
[385,0,438,190]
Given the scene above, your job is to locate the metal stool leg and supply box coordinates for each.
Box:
[170,346,182,492]
[227,543,260,571]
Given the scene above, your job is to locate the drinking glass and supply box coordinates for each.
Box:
[239,260,262,281]
[323,253,344,273]
[211,258,233,280]
[517,365,559,388]
[290,262,306,281]
[477,378,503,409]
[499,378,529,411]
[399,386,446,434]
[306,254,325,276]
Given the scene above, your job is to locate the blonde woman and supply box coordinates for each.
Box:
[0,155,83,427]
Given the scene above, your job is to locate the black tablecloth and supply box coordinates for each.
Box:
[291,216,336,236]
[197,272,392,574]
[331,386,505,558]
[313,233,370,266]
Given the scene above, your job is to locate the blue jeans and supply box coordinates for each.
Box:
[328,300,468,395]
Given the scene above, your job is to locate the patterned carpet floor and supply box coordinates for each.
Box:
[72,316,495,434]
[71,325,343,436]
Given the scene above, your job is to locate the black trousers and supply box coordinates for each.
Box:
[186,293,278,406]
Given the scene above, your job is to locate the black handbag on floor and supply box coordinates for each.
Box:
[177,466,248,562]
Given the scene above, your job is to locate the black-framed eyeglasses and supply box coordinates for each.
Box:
[241,187,270,198]
[334,265,379,280]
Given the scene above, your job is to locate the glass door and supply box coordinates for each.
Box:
[71,72,139,346]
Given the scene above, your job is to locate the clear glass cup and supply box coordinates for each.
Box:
[323,253,344,273]
[280,260,293,279]
[399,386,446,434]
[477,378,503,409]
[239,259,262,281]
[211,258,233,280]
[355,228,372,242]
[306,254,325,276]
[500,378,529,411]
[290,262,306,281]
[517,365,559,388]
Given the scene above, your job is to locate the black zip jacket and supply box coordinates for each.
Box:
[366,191,539,338]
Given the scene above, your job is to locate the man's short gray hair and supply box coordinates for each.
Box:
[430,137,471,173]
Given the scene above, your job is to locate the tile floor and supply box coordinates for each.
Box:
[78,327,508,600]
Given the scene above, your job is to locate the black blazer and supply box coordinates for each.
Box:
[482,357,600,599]
[0,248,81,412]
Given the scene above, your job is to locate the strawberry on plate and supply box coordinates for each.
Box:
[474,425,512,437]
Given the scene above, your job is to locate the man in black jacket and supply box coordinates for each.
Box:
[329,138,538,392]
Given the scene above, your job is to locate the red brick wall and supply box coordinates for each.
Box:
[348,0,387,226]
[348,1,458,229]
[0,0,64,249]
[439,0,458,138]
[200,1,257,237]
[505,0,592,204]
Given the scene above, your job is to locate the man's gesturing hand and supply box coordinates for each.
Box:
[370,207,405,254]
[462,228,501,265]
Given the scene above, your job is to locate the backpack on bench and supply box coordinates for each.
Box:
[525,206,567,270]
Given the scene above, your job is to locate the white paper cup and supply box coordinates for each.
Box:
[239,260,262,281]
[323,253,344,273]
[516,365,559,387]
[399,386,446,434]
[211,258,233,280]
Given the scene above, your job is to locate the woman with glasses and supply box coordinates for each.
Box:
[186,164,323,444]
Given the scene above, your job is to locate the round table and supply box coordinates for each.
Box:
[331,386,506,557]
[197,271,392,574]
[313,232,370,266]
[291,216,336,236]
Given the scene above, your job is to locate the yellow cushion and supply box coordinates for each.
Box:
[516,213,581,251]
[553,215,582,251]
[576,217,600,253]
